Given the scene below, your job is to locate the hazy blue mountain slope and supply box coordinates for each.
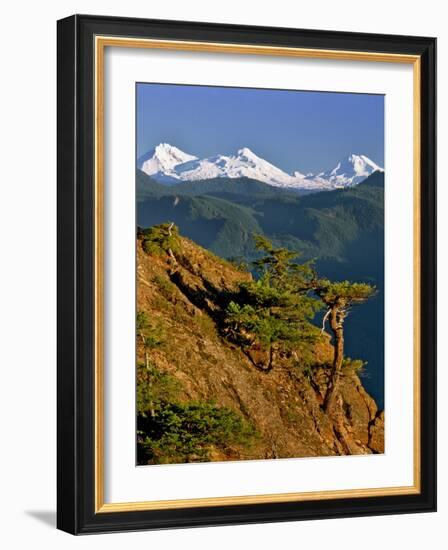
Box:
[138,193,263,258]
[137,169,300,199]
[137,170,384,263]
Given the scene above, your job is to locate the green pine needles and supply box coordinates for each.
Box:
[224,234,321,371]
[140,222,181,256]
[222,234,375,417]
[137,396,256,465]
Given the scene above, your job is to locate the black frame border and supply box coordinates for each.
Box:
[57,14,436,535]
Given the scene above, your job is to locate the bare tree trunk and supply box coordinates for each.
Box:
[145,350,156,418]
[166,222,178,272]
[267,344,275,371]
[141,336,156,419]
[324,306,344,413]
[321,308,331,334]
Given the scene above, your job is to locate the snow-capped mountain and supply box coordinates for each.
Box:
[137,143,197,178]
[137,143,383,190]
[311,154,383,188]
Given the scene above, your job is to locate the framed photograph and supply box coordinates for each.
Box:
[57,14,436,534]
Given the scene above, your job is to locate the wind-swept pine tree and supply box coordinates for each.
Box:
[224,235,320,371]
[317,280,375,413]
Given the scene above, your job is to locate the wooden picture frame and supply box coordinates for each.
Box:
[57,14,436,534]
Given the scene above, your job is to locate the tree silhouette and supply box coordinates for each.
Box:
[316,280,375,413]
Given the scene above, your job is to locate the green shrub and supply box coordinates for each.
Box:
[227,256,249,272]
[137,364,256,464]
[138,400,256,464]
[137,364,182,417]
[152,275,177,300]
[141,223,181,256]
[342,357,366,376]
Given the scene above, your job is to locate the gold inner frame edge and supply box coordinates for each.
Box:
[94,35,422,513]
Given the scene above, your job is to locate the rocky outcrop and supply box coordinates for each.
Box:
[137,234,384,460]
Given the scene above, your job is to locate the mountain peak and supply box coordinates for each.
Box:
[320,153,383,188]
[138,143,383,191]
[138,143,197,178]
[154,142,174,154]
[237,147,258,160]
[153,142,196,160]
[347,152,382,170]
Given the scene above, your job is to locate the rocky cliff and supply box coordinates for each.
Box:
[136,231,384,464]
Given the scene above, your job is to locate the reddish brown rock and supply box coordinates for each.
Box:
[137,234,384,460]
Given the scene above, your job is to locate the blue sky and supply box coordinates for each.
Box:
[136,83,384,174]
